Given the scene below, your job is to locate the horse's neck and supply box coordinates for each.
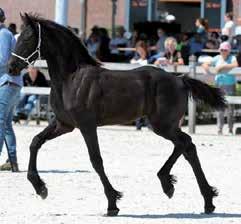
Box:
[46,57,66,94]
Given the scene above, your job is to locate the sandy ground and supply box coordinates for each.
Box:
[0,122,241,224]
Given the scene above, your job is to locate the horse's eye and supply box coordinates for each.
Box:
[23,30,33,40]
[24,32,32,40]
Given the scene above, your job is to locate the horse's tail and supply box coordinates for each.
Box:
[181,75,226,110]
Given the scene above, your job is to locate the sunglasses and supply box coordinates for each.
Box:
[220,49,229,52]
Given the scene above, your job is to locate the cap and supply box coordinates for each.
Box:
[219,42,231,51]
[0,8,6,22]
[166,14,175,22]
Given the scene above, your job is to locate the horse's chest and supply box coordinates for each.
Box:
[50,91,75,125]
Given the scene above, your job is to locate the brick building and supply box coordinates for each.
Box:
[0,0,239,34]
[0,0,126,34]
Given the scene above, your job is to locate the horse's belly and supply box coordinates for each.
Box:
[98,96,145,125]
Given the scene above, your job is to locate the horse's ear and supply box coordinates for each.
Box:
[20,13,33,27]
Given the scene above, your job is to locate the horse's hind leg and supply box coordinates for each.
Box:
[157,146,182,198]
[181,133,218,214]
[80,125,122,216]
[154,125,217,213]
[27,119,73,199]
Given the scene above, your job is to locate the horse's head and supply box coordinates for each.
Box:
[9,13,41,75]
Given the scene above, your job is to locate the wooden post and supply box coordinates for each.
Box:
[188,55,197,134]
[111,0,117,38]
[79,0,87,39]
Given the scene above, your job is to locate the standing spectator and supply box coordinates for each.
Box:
[202,42,238,135]
[8,23,17,35]
[188,33,205,57]
[0,8,22,172]
[233,17,241,51]
[14,66,49,121]
[14,24,24,41]
[222,12,235,42]
[195,18,208,43]
[154,37,184,66]
[234,17,241,36]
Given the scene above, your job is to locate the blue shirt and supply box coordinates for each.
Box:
[0,24,23,86]
[211,54,236,86]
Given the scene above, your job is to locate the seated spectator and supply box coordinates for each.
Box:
[148,28,167,63]
[109,26,128,55]
[207,32,221,49]
[13,66,49,122]
[96,27,111,62]
[86,26,100,58]
[176,32,190,65]
[130,40,149,65]
[205,39,218,49]
[154,37,184,66]
[130,40,150,130]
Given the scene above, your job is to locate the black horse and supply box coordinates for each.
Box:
[9,14,226,216]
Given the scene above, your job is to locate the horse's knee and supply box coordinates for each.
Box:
[92,160,103,171]
[30,135,45,150]
[183,143,197,161]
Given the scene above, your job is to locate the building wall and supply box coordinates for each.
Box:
[0,0,56,30]
[87,0,126,32]
[0,0,126,34]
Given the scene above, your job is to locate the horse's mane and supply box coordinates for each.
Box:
[27,14,101,67]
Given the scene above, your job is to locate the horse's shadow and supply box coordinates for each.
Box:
[118,213,241,219]
[19,169,90,174]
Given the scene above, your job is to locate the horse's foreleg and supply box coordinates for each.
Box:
[27,119,73,199]
[80,125,122,216]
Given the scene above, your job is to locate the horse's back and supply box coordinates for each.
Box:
[96,66,186,125]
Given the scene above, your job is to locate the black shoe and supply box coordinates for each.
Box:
[17,112,28,120]
[12,162,20,172]
[13,115,20,124]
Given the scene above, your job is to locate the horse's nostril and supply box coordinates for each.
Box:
[9,67,13,74]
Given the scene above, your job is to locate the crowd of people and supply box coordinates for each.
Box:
[83,13,241,67]
[1,7,241,171]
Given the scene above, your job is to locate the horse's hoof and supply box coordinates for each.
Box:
[165,186,174,199]
[39,186,48,200]
[107,208,119,216]
[205,205,215,214]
